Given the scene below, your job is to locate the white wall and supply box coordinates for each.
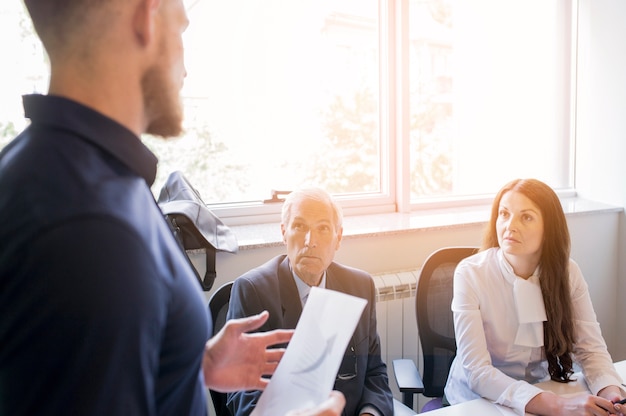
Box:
[575,0,626,358]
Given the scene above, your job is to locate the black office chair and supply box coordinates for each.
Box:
[393,247,478,413]
[207,281,234,416]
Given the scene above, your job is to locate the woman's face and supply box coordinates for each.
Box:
[496,190,544,266]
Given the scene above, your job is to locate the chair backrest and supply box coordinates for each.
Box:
[416,247,478,398]
[207,281,234,416]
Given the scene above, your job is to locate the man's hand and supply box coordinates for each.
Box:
[202,310,293,392]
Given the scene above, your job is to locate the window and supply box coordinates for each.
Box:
[405,0,574,206]
[147,0,386,212]
[0,3,48,147]
[0,1,575,223]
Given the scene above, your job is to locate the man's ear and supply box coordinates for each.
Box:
[335,226,343,250]
[133,0,160,47]
[280,223,287,244]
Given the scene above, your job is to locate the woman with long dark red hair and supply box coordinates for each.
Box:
[445,178,624,416]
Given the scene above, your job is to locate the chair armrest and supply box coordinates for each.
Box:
[393,359,424,393]
[392,359,424,409]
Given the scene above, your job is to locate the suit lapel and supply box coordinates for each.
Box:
[278,257,302,329]
[325,263,345,293]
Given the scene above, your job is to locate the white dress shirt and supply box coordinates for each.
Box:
[291,269,327,306]
[444,248,622,415]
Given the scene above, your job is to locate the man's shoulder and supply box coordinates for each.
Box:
[328,261,371,279]
[236,255,287,282]
[327,262,375,298]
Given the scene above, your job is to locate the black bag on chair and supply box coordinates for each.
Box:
[157,171,238,291]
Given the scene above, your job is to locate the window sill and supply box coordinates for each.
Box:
[227,197,623,250]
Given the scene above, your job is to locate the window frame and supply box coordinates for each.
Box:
[205,0,578,226]
[0,1,578,226]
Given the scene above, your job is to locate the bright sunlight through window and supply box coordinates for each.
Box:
[0,0,575,219]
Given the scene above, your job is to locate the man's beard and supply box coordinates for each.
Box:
[141,64,184,138]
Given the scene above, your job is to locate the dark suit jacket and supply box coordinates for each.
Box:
[226,255,393,416]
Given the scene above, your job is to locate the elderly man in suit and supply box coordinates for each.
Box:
[226,188,393,416]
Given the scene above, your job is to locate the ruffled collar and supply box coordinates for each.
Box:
[497,249,547,348]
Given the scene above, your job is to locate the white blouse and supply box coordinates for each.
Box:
[444,248,622,415]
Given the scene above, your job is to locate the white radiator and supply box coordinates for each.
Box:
[373,270,423,410]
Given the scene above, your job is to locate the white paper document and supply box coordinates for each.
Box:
[251,286,367,416]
